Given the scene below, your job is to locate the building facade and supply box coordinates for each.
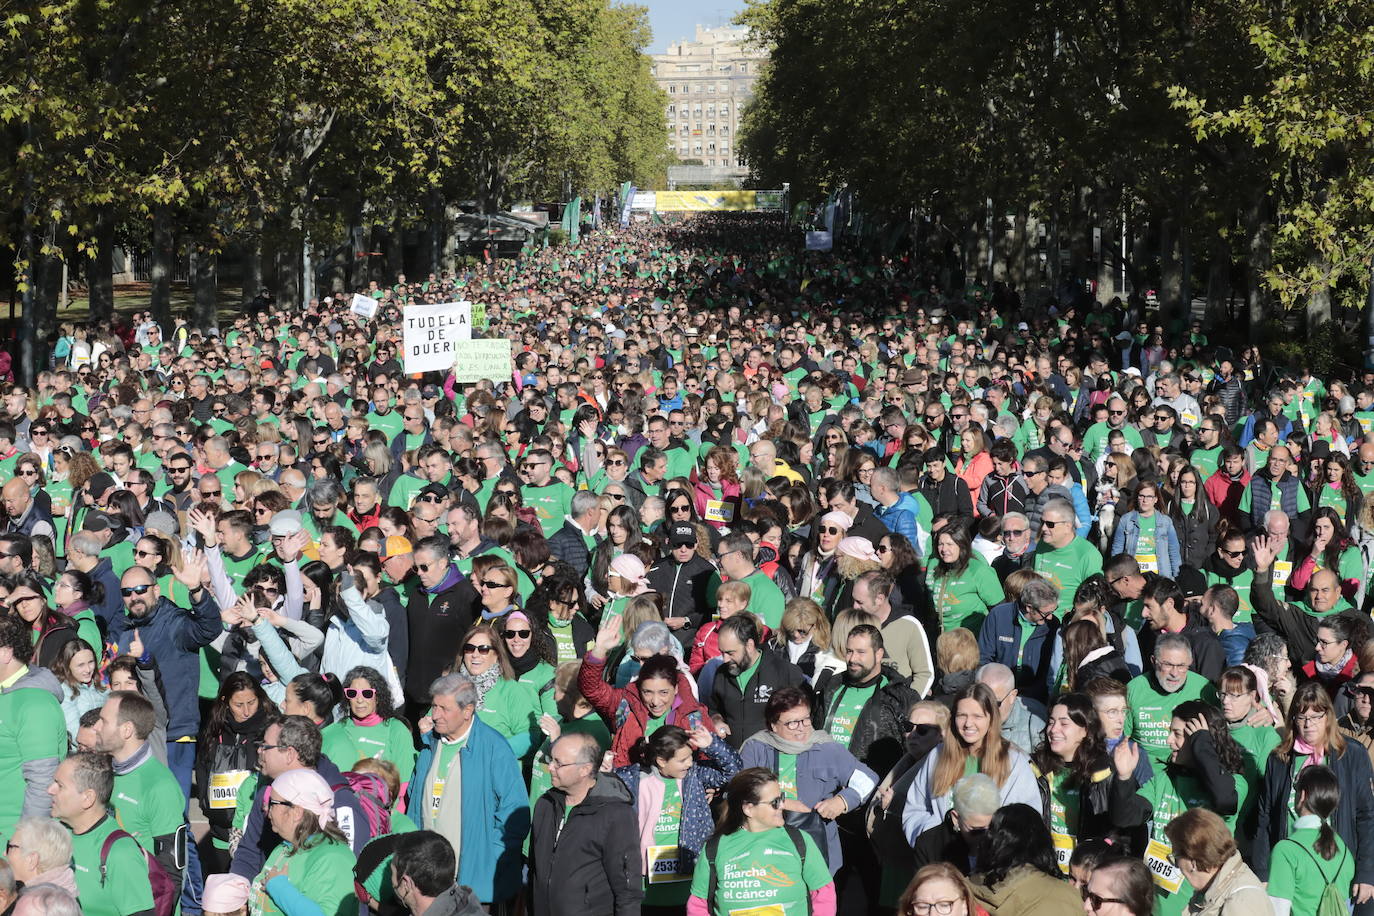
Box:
[651,25,767,183]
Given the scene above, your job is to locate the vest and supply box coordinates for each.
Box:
[1249,473,1299,524]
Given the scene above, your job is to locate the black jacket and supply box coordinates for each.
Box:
[912,812,978,876]
[1137,612,1227,682]
[528,773,643,916]
[1171,502,1220,571]
[1252,739,1374,892]
[813,665,920,775]
[708,648,809,749]
[195,707,270,841]
[546,521,596,580]
[918,474,973,518]
[1031,755,1115,847]
[646,554,715,631]
[403,574,479,703]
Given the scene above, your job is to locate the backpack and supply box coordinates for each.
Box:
[702,824,811,916]
[1291,840,1349,916]
[342,771,393,840]
[98,828,178,916]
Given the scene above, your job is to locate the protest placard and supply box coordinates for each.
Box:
[402,301,472,373]
[350,293,379,320]
[451,339,514,384]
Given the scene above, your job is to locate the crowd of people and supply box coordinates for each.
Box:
[0,212,1362,916]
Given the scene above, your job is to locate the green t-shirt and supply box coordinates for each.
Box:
[1136,768,1248,916]
[1032,538,1104,616]
[548,615,589,664]
[521,481,574,537]
[1189,446,1223,479]
[387,474,429,510]
[111,757,186,847]
[644,778,692,905]
[70,814,156,916]
[0,682,66,841]
[474,678,542,758]
[928,556,1004,632]
[368,409,405,440]
[1267,819,1354,916]
[777,754,799,799]
[1126,672,1213,763]
[823,683,876,746]
[688,826,831,915]
[1083,422,1144,461]
[251,835,357,916]
[321,717,418,785]
[1205,568,1254,623]
[741,571,786,629]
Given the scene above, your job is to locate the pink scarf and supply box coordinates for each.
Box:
[1293,737,1325,768]
[1242,664,1284,725]
[351,712,384,727]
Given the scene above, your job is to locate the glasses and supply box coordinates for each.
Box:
[1082,890,1129,911]
[121,584,153,596]
[344,688,376,700]
[17,467,37,477]
[1040,519,1062,529]
[165,465,191,474]
[1220,548,1245,558]
[268,799,296,809]
[819,526,843,536]
[776,716,811,730]
[480,579,512,589]
[463,643,495,655]
[504,629,532,639]
[548,758,587,772]
[909,902,961,916]
[134,549,160,559]
[1001,528,1028,538]
[1109,409,1126,416]
[30,428,47,436]
[521,462,547,470]
[259,743,289,752]
[751,795,785,810]
[670,504,691,513]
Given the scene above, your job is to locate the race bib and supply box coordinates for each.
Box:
[647,845,689,884]
[430,777,445,819]
[704,500,735,525]
[1145,838,1183,894]
[1273,560,1293,588]
[1135,553,1159,573]
[1180,411,1198,428]
[1360,417,1374,434]
[1052,832,1075,874]
[208,770,250,810]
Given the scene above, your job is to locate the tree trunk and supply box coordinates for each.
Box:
[384,215,405,280]
[87,206,115,322]
[276,231,301,310]
[192,244,217,331]
[1159,215,1182,315]
[425,189,446,275]
[149,205,173,330]
[1245,190,1273,339]
[1306,253,1333,333]
[242,206,264,306]
[1205,232,1230,326]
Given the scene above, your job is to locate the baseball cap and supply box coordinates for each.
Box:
[268,510,304,537]
[381,536,413,559]
[86,472,116,500]
[144,511,178,538]
[82,512,114,533]
[668,524,697,547]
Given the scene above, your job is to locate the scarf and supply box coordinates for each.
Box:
[112,741,152,776]
[351,712,383,727]
[422,736,463,853]
[463,663,501,711]
[1315,650,1353,680]
[481,603,517,622]
[426,564,464,595]
[634,770,669,873]
[746,726,833,757]
[1293,737,1325,768]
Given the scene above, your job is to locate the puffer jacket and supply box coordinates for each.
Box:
[579,652,709,767]
[1171,500,1220,570]
[108,590,221,740]
[320,577,404,702]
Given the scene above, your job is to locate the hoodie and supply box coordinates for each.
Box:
[1,666,67,829]
[529,772,643,916]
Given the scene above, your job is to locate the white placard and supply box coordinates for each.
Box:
[805,230,833,251]
[403,301,472,373]
[350,293,379,320]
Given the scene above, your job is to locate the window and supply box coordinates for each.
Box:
[721,125,730,136]
[708,142,716,153]
[720,104,730,115]
[708,158,716,166]
[707,84,715,93]
[740,63,748,73]
[694,144,702,154]
[668,85,676,93]
[666,104,675,115]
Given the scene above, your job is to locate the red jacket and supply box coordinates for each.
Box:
[1205,468,1251,525]
[578,652,709,767]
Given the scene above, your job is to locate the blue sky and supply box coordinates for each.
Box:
[640,0,750,54]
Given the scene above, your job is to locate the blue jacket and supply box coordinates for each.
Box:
[408,718,529,904]
[1110,512,1182,580]
[1068,482,1093,538]
[109,590,221,739]
[876,493,922,553]
[613,736,740,873]
[738,738,879,873]
[89,556,124,628]
[977,600,1058,704]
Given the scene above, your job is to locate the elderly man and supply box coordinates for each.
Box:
[7,817,76,898]
[1240,444,1310,534]
[529,732,642,916]
[909,773,1001,873]
[545,490,599,579]
[976,577,1060,703]
[975,663,1045,754]
[1125,634,1215,764]
[1250,533,1357,667]
[1030,499,1102,617]
[1,479,52,542]
[408,674,528,911]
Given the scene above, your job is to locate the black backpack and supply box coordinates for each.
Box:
[702,825,811,916]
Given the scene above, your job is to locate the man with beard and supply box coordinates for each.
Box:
[813,624,919,776]
[1124,634,1215,765]
[707,615,807,750]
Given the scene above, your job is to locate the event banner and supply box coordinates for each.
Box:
[655,191,760,212]
[452,339,514,384]
[805,230,833,251]
[402,301,472,373]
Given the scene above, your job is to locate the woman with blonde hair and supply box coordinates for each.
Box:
[955,426,993,503]
[898,863,987,916]
[902,683,1039,842]
[932,628,980,702]
[445,620,542,758]
[773,597,831,681]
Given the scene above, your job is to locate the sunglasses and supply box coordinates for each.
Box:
[819,526,843,536]
[121,584,154,596]
[344,688,376,700]
[463,643,495,655]
[503,629,532,639]
[607,459,626,466]
[480,579,511,589]
[1082,891,1130,911]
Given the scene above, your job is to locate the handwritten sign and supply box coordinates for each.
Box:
[403,301,472,373]
[451,339,514,384]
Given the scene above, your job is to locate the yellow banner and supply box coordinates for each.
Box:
[654,190,758,211]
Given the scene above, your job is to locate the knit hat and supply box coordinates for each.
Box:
[144,510,178,538]
[268,769,334,825]
[268,510,304,537]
